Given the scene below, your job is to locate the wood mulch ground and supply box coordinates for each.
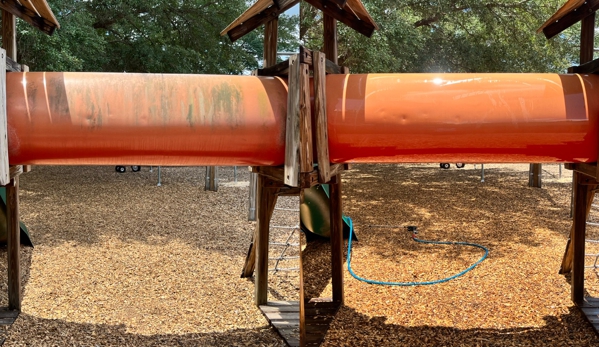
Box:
[0,163,597,346]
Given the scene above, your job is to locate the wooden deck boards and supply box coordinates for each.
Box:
[579,297,599,332]
[260,300,339,347]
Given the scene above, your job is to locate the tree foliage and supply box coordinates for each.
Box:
[302,0,581,73]
[16,0,298,74]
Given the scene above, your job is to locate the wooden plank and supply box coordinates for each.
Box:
[6,56,21,72]
[264,18,279,68]
[570,58,599,74]
[258,59,290,76]
[225,0,299,42]
[542,0,599,39]
[0,310,19,319]
[304,0,376,38]
[329,174,344,304]
[285,55,301,187]
[204,166,218,191]
[0,50,8,186]
[221,0,275,35]
[300,46,341,74]
[299,62,313,174]
[564,163,598,180]
[313,51,331,183]
[0,1,57,35]
[581,12,596,64]
[6,176,20,310]
[255,175,279,305]
[0,317,16,325]
[29,0,59,27]
[572,172,590,304]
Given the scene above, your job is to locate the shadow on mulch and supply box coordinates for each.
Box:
[4,306,598,346]
[323,305,599,346]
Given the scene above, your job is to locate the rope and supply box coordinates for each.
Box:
[346,219,489,286]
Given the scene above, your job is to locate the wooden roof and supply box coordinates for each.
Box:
[0,0,60,35]
[222,0,378,42]
[538,0,599,39]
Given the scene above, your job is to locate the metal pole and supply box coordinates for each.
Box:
[157,166,162,187]
[481,164,485,183]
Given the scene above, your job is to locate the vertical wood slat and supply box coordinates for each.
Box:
[7,177,20,310]
[572,172,591,304]
[313,51,330,183]
[323,15,337,64]
[299,63,313,174]
[528,163,542,188]
[329,174,344,304]
[285,55,301,187]
[264,18,279,68]
[0,50,8,185]
[255,175,279,306]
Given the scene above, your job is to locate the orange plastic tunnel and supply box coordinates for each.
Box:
[6,72,599,165]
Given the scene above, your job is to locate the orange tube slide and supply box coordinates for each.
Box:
[327,73,599,163]
[6,72,599,165]
[6,72,288,166]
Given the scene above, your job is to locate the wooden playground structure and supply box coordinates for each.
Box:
[3,0,599,346]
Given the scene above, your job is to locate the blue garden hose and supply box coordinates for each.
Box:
[346,218,488,286]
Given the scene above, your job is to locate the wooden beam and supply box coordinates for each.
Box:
[264,18,279,68]
[299,46,342,74]
[0,2,57,36]
[323,15,338,64]
[227,0,298,42]
[0,50,8,186]
[542,0,599,39]
[569,57,599,74]
[329,174,344,304]
[255,175,280,305]
[6,177,20,310]
[572,172,593,304]
[5,56,21,72]
[313,51,331,183]
[285,55,301,187]
[257,59,290,76]
[304,0,375,38]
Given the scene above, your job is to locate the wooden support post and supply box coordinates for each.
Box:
[0,49,8,186]
[313,51,331,183]
[264,18,279,67]
[255,175,279,305]
[2,10,16,60]
[329,174,344,304]
[298,202,307,347]
[572,172,594,304]
[6,176,20,310]
[285,55,301,187]
[323,15,337,64]
[204,166,218,192]
[528,164,542,188]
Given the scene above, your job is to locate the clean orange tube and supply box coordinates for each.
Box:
[327,73,599,163]
[7,72,288,166]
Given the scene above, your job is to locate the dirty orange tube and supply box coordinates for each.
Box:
[7,72,288,166]
[7,72,599,166]
[327,73,599,163]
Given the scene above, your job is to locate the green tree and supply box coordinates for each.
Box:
[302,0,580,73]
[16,0,299,74]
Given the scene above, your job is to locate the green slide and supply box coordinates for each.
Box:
[0,188,33,247]
[300,184,355,240]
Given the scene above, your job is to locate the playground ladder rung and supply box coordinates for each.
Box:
[269,256,300,260]
[270,242,300,246]
[269,267,300,272]
[271,225,300,229]
[275,208,300,212]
